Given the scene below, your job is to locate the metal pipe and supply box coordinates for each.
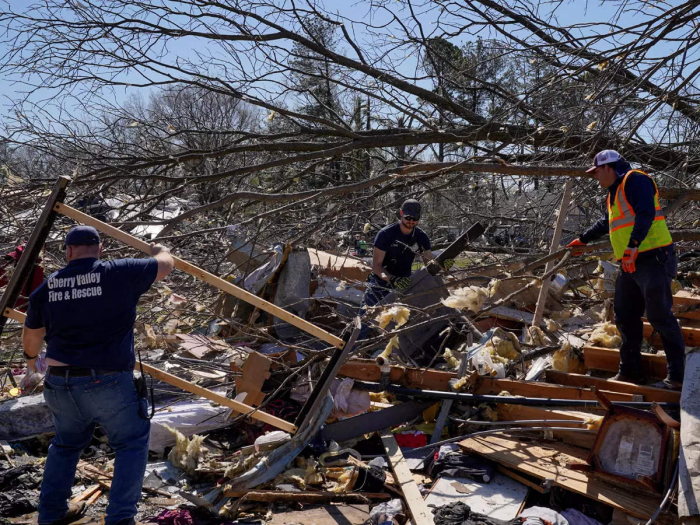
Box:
[409,426,597,454]
[350,381,680,409]
[360,426,597,460]
[450,418,589,426]
[644,460,679,525]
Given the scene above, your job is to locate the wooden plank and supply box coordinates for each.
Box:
[673,290,700,321]
[474,377,635,401]
[2,306,294,431]
[532,179,573,327]
[544,370,680,403]
[338,359,455,391]
[643,320,700,348]
[459,434,670,523]
[3,307,26,323]
[71,484,101,503]
[137,362,296,433]
[236,352,272,407]
[379,429,434,525]
[54,203,344,349]
[583,346,667,379]
[0,176,70,337]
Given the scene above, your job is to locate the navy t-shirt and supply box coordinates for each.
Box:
[374,223,431,278]
[25,257,158,371]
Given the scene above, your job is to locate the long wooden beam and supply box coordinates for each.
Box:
[54,203,344,349]
[643,320,700,347]
[673,290,700,321]
[2,307,295,433]
[583,346,667,379]
[544,370,680,403]
[137,362,296,433]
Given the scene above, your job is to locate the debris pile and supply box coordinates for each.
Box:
[1,209,699,525]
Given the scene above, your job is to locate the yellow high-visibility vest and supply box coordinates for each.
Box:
[607,170,673,260]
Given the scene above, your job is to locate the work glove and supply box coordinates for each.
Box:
[443,259,455,271]
[19,352,47,391]
[622,247,639,273]
[566,238,586,256]
[390,276,411,291]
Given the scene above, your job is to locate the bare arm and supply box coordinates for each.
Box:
[150,243,175,281]
[22,326,45,372]
[372,248,392,281]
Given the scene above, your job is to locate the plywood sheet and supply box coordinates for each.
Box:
[424,474,528,521]
[459,435,674,524]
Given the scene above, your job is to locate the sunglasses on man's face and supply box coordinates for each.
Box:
[403,215,419,222]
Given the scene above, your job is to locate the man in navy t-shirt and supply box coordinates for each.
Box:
[363,199,433,307]
[22,225,174,525]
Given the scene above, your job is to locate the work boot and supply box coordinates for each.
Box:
[650,377,683,391]
[43,503,87,525]
[609,372,646,385]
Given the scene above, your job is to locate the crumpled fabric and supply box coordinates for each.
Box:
[147,509,194,525]
[329,378,370,419]
[560,509,602,525]
[429,453,495,483]
[520,507,569,525]
[395,431,427,448]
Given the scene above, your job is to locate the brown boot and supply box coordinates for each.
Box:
[650,377,683,391]
[45,503,87,525]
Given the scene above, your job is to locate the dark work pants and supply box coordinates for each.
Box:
[614,248,685,382]
[357,274,394,341]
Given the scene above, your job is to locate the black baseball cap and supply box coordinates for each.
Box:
[63,225,100,249]
[401,199,421,219]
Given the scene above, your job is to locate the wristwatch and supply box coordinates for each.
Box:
[23,350,37,360]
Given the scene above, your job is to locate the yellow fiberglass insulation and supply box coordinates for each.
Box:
[546,318,561,332]
[331,467,359,493]
[375,306,410,329]
[552,341,586,374]
[589,322,622,348]
[441,286,489,312]
[671,279,682,295]
[527,326,547,346]
[443,348,460,370]
[166,426,207,476]
[584,415,604,430]
[369,391,395,404]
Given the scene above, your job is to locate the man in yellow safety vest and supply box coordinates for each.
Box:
[567,150,684,390]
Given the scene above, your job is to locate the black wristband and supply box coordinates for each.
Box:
[23,350,37,360]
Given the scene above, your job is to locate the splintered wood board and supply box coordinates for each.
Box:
[643,320,700,347]
[424,475,527,521]
[475,377,635,402]
[544,370,680,403]
[583,346,668,380]
[673,290,700,321]
[379,430,434,525]
[459,435,673,524]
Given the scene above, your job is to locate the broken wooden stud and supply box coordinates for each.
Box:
[53,203,345,349]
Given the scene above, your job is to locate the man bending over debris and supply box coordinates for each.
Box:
[363,199,434,307]
[22,225,175,525]
[567,150,684,390]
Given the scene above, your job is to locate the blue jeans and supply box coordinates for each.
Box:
[614,247,685,382]
[39,370,150,525]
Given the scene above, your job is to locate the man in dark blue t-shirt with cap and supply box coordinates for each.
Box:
[22,225,174,525]
[363,199,433,307]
